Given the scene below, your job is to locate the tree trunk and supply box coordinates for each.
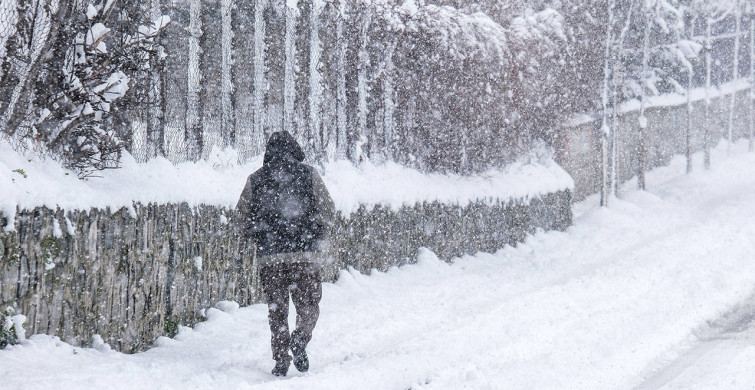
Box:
[295,0,311,157]
[253,0,267,156]
[201,0,223,158]
[355,7,372,162]
[750,20,754,152]
[686,18,695,174]
[232,0,255,162]
[307,0,323,159]
[686,68,693,174]
[221,0,235,148]
[148,0,165,159]
[382,43,395,161]
[637,12,651,191]
[599,1,614,206]
[264,0,285,136]
[335,0,347,160]
[283,0,297,137]
[727,8,740,152]
[704,19,712,169]
[186,0,204,161]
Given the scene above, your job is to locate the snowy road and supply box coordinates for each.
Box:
[635,295,755,390]
[2,141,755,389]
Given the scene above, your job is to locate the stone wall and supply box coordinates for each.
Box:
[0,190,571,352]
[557,88,752,200]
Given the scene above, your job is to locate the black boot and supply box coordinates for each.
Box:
[271,360,290,377]
[290,331,309,372]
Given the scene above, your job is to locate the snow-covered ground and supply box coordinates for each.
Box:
[637,319,755,390]
[2,140,755,389]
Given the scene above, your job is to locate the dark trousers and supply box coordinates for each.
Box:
[260,261,322,363]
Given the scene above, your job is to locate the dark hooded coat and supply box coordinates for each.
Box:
[236,132,335,262]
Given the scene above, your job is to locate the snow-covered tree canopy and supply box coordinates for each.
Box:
[0,0,748,176]
[386,2,565,172]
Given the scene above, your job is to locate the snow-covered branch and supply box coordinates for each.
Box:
[40,0,171,177]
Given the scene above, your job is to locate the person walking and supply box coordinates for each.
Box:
[236,131,335,377]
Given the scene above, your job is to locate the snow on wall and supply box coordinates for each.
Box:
[326,156,573,217]
[0,142,574,228]
[567,79,753,127]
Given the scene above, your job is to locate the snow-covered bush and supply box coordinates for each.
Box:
[41,1,170,177]
[387,2,566,173]
[0,308,25,348]
[1,1,169,178]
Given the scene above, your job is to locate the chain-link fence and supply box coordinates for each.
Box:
[0,0,19,82]
[105,2,755,173]
[0,0,53,138]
